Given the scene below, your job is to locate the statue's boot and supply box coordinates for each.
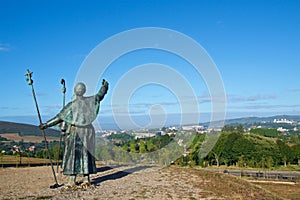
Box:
[66,175,76,188]
[80,174,91,187]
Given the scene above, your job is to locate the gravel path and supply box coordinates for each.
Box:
[0,165,280,199]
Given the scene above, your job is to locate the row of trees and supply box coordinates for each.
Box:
[121,135,173,153]
[184,131,300,168]
[205,132,300,167]
[250,128,279,138]
[101,126,300,168]
[96,132,195,165]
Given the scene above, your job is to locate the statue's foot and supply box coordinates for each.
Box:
[64,183,77,189]
[80,182,91,188]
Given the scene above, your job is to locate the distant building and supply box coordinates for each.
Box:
[277,127,288,132]
[13,145,21,152]
[169,126,178,132]
[182,126,194,131]
[28,146,35,152]
[155,131,165,137]
[207,128,222,132]
[134,133,155,139]
[182,125,206,132]
[273,118,294,124]
[99,130,117,137]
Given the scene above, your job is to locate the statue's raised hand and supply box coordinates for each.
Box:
[102,79,109,87]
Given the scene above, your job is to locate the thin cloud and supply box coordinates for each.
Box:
[0,43,11,51]
[0,106,21,110]
[216,20,225,28]
[43,104,62,110]
[229,103,300,110]
[228,94,277,103]
[111,101,179,109]
[181,93,226,104]
[26,92,48,97]
[288,88,300,92]
[98,108,113,115]
[110,109,146,115]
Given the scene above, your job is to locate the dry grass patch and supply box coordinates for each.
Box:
[253,182,300,200]
[0,155,54,165]
[166,167,281,199]
[0,133,59,142]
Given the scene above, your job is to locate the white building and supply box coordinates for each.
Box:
[134,133,155,139]
[273,118,294,124]
[277,127,288,132]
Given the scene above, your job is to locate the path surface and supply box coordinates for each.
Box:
[0,165,290,199]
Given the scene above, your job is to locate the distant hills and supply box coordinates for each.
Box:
[0,121,60,137]
[200,115,300,127]
[0,115,299,136]
[225,115,300,124]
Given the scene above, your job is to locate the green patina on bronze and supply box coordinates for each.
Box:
[44,80,108,176]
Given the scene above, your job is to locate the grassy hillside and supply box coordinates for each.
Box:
[0,121,60,137]
[184,131,300,168]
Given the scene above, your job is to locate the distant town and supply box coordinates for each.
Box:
[1,115,300,169]
[96,117,300,140]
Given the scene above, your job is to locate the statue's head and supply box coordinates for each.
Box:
[74,82,86,97]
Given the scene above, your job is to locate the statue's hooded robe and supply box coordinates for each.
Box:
[46,84,108,175]
[59,96,100,126]
[59,97,98,175]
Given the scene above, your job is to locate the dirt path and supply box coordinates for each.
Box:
[0,165,290,199]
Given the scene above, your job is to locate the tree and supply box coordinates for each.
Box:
[259,157,267,169]
[291,144,300,165]
[212,152,220,167]
[277,139,292,167]
[122,144,129,152]
[266,156,274,169]
[237,155,245,167]
[247,158,255,168]
[139,141,147,153]
[250,128,278,138]
[35,149,48,159]
[289,135,300,145]
[236,124,244,133]
[189,139,204,165]
[0,152,3,167]
[146,139,156,152]
[50,144,61,162]
[130,140,138,153]
[222,125,235,132]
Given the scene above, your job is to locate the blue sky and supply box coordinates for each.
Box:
[0,0,299,129]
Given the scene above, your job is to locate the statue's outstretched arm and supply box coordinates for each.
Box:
[95,79,109,102]
[41,116,63,129]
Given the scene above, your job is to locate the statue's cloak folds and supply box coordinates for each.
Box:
[58,96,100,126]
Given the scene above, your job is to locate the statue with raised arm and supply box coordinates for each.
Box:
[40,79,109,187]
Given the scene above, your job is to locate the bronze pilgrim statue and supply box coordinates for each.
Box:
[40,79,109,187]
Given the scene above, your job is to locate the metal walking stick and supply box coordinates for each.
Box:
[25,69,60,188]
[56,78,66,173]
